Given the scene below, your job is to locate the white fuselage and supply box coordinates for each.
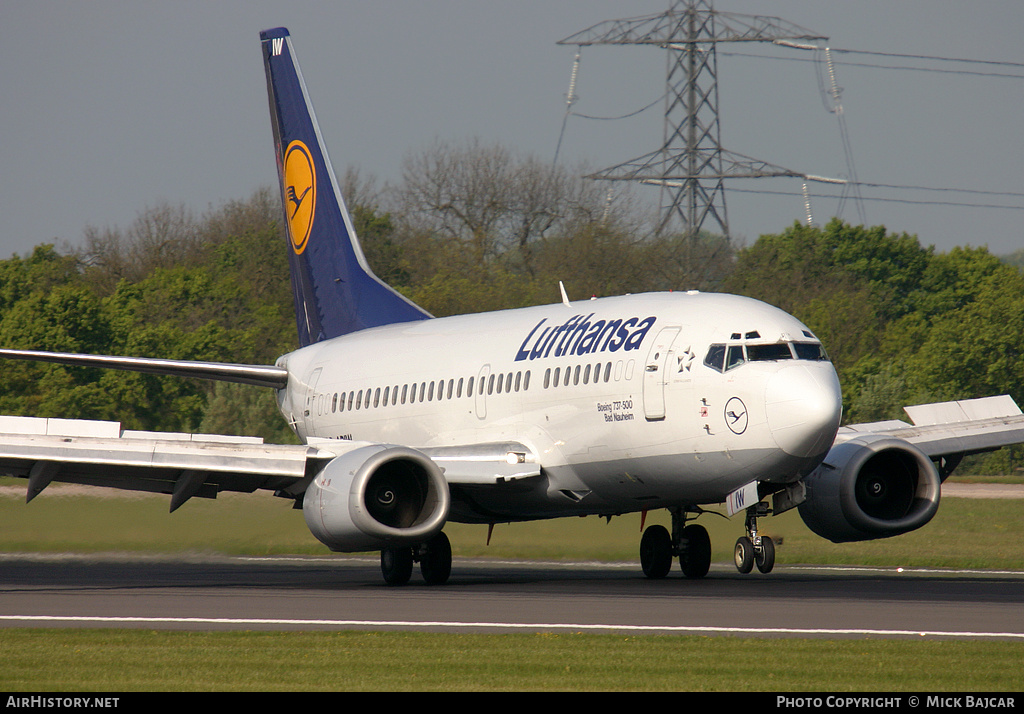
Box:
[275,291,843,522]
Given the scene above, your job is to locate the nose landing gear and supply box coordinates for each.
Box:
[734,502,775,574]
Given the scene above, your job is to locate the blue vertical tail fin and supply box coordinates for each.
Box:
[260,27,431,347]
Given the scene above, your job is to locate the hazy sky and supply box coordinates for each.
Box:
[4,0,1022,261]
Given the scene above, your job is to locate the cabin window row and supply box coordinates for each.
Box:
[542,359,635,389]
[323,370,533,414]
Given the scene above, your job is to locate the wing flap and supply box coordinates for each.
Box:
[838,395,1024,459]
[904,394,1022,426]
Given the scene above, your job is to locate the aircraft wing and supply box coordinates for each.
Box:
[0,416,334,511]
[836,394,1024,465]
[0,415,540,513]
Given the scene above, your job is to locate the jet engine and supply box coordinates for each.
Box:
[302,444,450,552]
[797,435,941,543]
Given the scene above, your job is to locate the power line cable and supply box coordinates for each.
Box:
[721,50,1024,80]
[829,46,1024,69]
[855,182,1024,200]
[571,93,667,121]
[727,185,1024,211]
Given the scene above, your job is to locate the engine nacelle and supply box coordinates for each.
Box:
[303,444,450,552]
[797,435,941,543]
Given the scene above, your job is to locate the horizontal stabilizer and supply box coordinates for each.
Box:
[0,349,289,389]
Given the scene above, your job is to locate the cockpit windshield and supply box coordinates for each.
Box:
[703,340,829,373]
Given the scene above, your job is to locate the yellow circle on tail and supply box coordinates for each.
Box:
[283,140,316,254]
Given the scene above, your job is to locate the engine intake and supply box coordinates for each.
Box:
[797,435,941,543]
[303,444,449,552]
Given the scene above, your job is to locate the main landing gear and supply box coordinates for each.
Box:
[640,502,777,579]
[639,508,711,580]
[733,502,775,574]
[380,531,452,586]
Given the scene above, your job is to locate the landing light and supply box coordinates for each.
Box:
[505,452,526,465]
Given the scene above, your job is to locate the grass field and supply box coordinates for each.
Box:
[1,484,1022,692]
[1,483,1021,570]
[1,629,1022,692]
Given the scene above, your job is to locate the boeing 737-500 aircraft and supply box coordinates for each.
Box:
[2,28,1023,585]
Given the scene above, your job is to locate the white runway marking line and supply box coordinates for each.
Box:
[1,615,1022,639]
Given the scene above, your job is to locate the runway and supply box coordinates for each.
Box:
[1,554,1021,640]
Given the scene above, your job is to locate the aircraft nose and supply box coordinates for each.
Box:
[765,364,843,458]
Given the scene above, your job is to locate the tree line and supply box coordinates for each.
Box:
[2,141,1022,470]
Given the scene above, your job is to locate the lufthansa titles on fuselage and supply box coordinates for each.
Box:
[515,313,656,362]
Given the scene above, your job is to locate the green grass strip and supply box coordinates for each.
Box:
[1,489,1022,570]
[1,629,1022,692]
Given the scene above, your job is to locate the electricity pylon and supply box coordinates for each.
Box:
[558,0,828,238]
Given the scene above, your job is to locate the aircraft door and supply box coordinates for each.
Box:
[475,364,490,420]
[303,366,323,433]
[642,327,681,421]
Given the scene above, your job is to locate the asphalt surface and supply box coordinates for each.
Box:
[0,554,1021,640]
[0,482,1020,640]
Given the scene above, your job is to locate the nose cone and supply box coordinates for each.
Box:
[765,364,843,459]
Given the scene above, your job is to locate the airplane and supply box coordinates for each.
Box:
[2,27,1024,586]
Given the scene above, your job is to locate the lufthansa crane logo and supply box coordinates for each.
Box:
[283,140,316,254]
[724,397,748,435]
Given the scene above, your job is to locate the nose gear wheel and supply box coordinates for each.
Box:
[735,502,775,574]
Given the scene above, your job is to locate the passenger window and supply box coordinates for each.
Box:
[524,371,531,390]
[468,376,475,397]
